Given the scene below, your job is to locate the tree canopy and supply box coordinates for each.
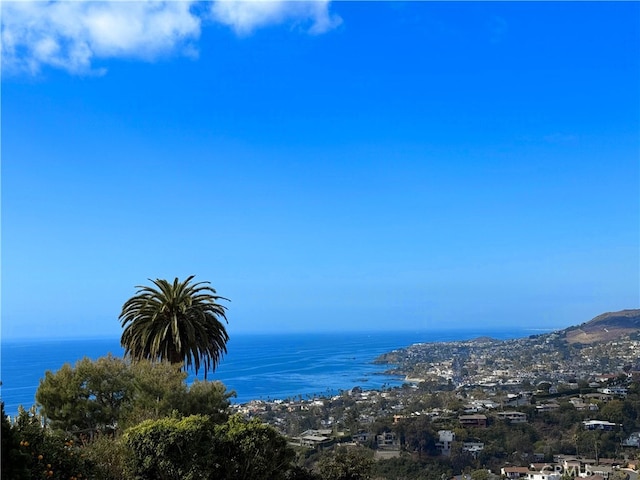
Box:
[35,355,233,436]
[119,276,229,378]
[124,414,295,480]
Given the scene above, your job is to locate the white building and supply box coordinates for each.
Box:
[526,472,561,480]
[436,430,455,457]
[583,420,618,431]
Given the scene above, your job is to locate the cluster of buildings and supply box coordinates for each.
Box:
[377,332,640,394]
[230,330,640,478]
[500,455,636,480]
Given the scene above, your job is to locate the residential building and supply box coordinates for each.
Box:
[298,429,333,449]
[525,472,561,480]
[582,420,618,431]
[436,430,455,457]
[501,466,530,478]
[463,441,484,458]
[459,414,487,427]
[377,431,399,449]
[496,411,528,423]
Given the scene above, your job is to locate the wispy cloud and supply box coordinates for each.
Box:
[209,0,341,36]
[2,1,202,75]
[1,0,340,76]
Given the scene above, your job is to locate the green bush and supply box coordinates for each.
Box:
[11,406,92,480]
[2,402,30,480]
[124,414,295,480]
[314,447,374,480]
[124,414,217,480]
[35,355,233,437]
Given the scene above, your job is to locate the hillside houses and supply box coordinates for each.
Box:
[230,320,640,479]
[496,411,528,423]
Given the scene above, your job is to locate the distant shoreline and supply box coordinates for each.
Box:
[0,328,547,417]
[0,326,559,344]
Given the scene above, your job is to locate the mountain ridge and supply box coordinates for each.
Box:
[560,308,640,344]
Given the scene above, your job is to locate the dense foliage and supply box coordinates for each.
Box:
[124,414,219,480]
[35,355,233,436]
[124,414,294,480]
[314,447,374,480]
[1,403,30,480]
[7,406,92,480]
[371,456,451,480]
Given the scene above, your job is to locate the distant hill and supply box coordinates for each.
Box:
[468,336,500,344]
[562,309,640,344]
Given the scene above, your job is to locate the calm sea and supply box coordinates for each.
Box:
[1,328,532,418]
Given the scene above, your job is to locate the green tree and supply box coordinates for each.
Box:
[36,355,232,436]
[372,456,452,480]
[215,415,295,480]
[120,276,229,378]
[284,466,321,480]
[1,403,30,480]
[470,469,490,480]
[315,447,374,480]
[121,359,190,428]
[36,355,134,437]
[11,406,92,480]
[124,414,295,480]
[399,416,438,458]
[83,434,130,480]
[180,380,235,423]
[124,414,217,480]
[599,399,637,431]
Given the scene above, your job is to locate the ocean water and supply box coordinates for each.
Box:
[1,328,531,418]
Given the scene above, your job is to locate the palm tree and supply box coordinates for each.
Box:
[119,276,229,379]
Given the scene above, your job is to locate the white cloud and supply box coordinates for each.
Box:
[1,1,201,74]
[1,0,340,76]
[210,0,341,36]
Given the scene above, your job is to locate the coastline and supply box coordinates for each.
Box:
[1,328,535,417]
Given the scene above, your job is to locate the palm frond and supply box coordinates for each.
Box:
[119,276,229,378]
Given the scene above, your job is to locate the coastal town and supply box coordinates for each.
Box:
[6,310,640,480]
[232,310,640,479]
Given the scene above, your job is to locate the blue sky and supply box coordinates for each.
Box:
[2,1,639,339]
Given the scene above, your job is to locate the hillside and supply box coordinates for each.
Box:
[562,308,640,344]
